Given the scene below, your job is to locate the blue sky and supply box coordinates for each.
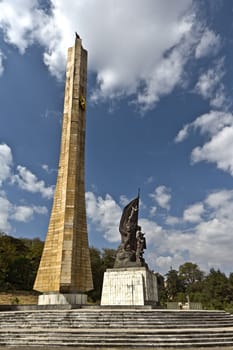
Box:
[0,0,233,275]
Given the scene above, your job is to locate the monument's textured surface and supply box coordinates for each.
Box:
[34,37,93,302]
[101,267,158,306]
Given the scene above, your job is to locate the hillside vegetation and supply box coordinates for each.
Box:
[1,232,233,311]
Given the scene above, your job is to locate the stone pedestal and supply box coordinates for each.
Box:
[38,293,87,305]
[101,267,158,306]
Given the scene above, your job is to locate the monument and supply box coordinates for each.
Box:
[34,35,93,305]
[101,195,158,306]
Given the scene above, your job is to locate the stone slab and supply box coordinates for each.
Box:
[38,293,87,305]
[101,267,158,306]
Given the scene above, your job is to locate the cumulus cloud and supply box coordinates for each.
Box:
[42,163,57,174]
[85,191,122,242]
[183,202,204,223]
[0,142,53,233]
[175,110,233,176]
[0,143,54,198]
[0,0,201,109]
[195,59,227,108]
[84,189,233,274]
[210,86,228,109]
[195,61,224,99]
[0,192,48,232]
[165,216,181,225]
[0,195,12,231]
[149,206,157,217]
[0,1,227,110]
[149,185,171,210]
[175,124,190,143]
[195,29,221,59]
[119,195,130,207]
[11,205,48,222]
[164,189,233,272]
[0,51,4,76]
[191,126,233,174]
[0,143,13,186]
[12,165,54,199]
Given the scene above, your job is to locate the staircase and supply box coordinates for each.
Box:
[0,308,233,347]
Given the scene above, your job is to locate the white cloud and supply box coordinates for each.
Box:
[11,205,47,222]
[0,143,13,186]
[149,206,157,217]
[119,195,130,207]
[193,110,233,135]
[0,0,198,109]
[42,164,49,172]
[159,189,233,273]
[210,86,228,109]
[165,215,181,226]
[149,185,171,210]
[183,202,204,223]
[0,191,47,232]
[85,191,122,242]
[0,195,12,231]
[195,59,226,108]
[175,124,190,143]
[84,189,233,275]
[135,38,192,110]
[195,65,223,99]
[32,206,48,215]
[11,205,34,222]
[191,126,233,175]
[42,163,57,174]
[139,218,163,245]
[0,51,4,76]
[195,29,221,59]
[12,165,54,199]
[175,110,233,177]
[205,190,233,208]
[145,176,154,184]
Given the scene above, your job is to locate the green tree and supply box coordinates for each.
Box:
[0,233,44,291]
[0,233,23,290]
[88,247,117,303]
[88,247,103,302]
[101,248,116,270]
[178,262,204,299]
[179,262,204,286]
[155,272,167,305]
[165,268,184,301]
[202,268,232,309]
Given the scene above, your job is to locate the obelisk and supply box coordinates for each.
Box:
[34,36,93,305]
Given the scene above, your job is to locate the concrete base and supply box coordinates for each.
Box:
[38,293,87,305]
[101,267,158,306]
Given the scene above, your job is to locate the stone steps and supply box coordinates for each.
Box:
[1,330,233,347]
[1,310,233,329]
[0,309,233,347]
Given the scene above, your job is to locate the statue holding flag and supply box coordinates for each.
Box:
[101,192,158,306]
[114,194,147,268]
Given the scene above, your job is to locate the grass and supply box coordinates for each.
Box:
[0,291,39,305]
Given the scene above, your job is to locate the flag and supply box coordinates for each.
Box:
[119,196,139,235]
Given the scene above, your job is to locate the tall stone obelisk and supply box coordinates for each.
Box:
[34,36,93,305]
